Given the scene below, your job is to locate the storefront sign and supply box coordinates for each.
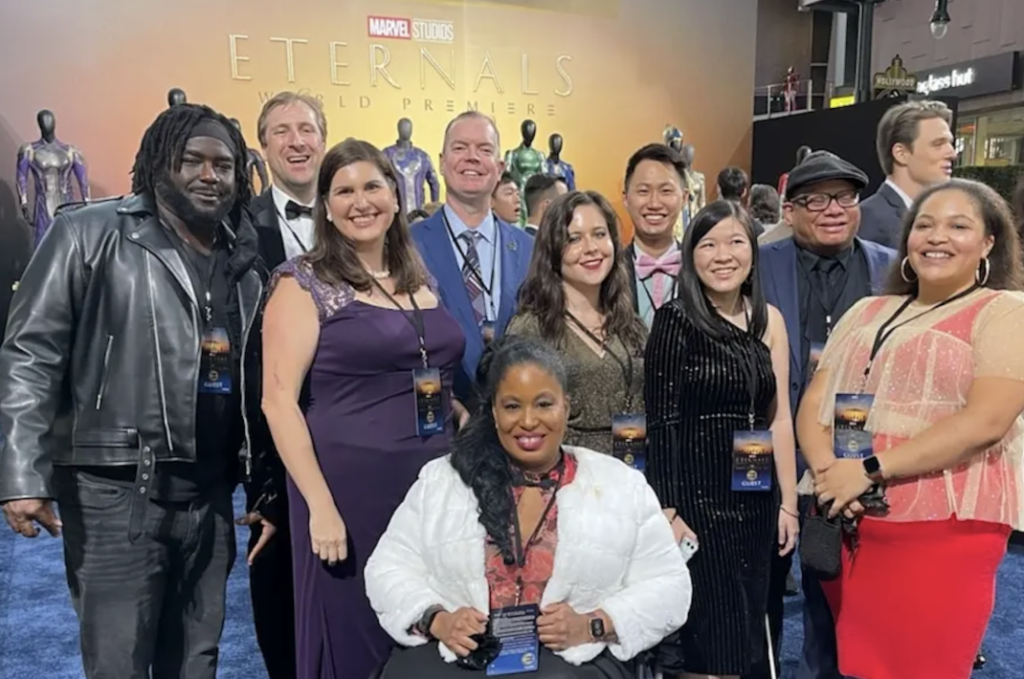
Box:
[915,52,1018,99]
[830,95,856,108]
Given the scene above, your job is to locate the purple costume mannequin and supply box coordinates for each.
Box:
[382,118,439,212]
[545,132,577,190]
[16,109,89,247]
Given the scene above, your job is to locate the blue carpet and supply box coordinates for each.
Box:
[1,489,1021,678]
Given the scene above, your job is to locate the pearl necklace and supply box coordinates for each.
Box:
[367,269,391,280]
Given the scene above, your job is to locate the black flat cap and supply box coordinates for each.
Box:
[785,150,869,200]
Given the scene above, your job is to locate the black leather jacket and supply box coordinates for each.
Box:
[0,193,265,503]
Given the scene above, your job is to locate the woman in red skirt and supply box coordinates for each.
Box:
[797,179,1024,679]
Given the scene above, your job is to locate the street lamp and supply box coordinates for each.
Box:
[930,0,951,39]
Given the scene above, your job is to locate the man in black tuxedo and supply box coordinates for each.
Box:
[243,90,327,679]
[858,100,955,250]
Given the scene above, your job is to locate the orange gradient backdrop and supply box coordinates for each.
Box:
[0,0,756,264]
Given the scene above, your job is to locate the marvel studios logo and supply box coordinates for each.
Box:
[366,16,455,43]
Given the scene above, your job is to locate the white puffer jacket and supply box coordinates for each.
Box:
[365,446,692,666]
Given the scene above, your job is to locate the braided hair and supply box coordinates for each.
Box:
[130,103,252,212]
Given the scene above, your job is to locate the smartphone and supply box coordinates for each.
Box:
[680,537,699,563]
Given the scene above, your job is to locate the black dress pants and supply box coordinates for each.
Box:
[248,504,297,679]
[56,471,235,679]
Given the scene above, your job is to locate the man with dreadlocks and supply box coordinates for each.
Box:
[0,103,265,679]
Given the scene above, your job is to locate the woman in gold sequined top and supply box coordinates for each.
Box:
[798,179,1024,679]
[507,190,647,457]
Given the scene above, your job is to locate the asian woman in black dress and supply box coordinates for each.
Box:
[644,200,799,679]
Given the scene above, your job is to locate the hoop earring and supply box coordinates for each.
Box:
[900,257,917,283]
[976,257,991,286]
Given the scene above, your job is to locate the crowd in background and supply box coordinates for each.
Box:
[2,92,1024,679]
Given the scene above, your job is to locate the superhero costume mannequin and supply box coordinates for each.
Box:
[383,118,439,211]
[545,133,576,190]
[662,125,690,237]
[679,143,706,237]
[230,118,269,194]
[15,109,89,247]
[167,88,187,107]
[504,119,545,225]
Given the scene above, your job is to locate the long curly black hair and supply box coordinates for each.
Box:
[449,336,569,564]
[130,102,253,216]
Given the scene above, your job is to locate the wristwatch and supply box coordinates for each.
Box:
[415,605,446,639]
[588,613,606,641]
[862,455,884,483]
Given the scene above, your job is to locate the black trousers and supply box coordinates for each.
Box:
[249,507,297,679]
[56,470,235,679]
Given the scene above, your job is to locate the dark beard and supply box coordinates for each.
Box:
[155,173,233,235]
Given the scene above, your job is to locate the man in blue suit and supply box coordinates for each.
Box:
[410,111,534,405]
[757,151,897,679]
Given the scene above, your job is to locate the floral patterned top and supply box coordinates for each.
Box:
[486,454,578,609]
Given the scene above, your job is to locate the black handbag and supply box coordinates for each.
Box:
[798,500,844,581]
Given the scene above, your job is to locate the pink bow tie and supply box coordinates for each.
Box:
[636,251,682,279]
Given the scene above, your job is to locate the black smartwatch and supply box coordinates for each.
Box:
[862,455,884,483]
[415,605,446,639]
[588,614,606,641]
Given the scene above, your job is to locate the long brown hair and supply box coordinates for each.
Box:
[304,139,427,294]
[886,179,1024,295]
[516,190,647,352]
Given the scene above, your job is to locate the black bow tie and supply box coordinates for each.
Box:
[285,200,313,220]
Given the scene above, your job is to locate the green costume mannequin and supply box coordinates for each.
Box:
[504,119,545,226]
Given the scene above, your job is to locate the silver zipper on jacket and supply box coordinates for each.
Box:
[145,253,176,452]
[94,335,114,410]
[238,271,262,481]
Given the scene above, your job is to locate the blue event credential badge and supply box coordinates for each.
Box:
[412,367,444,437]
[199,327,232,395]
[612,413,647,472]
[833,393,874,459]
[731,430,774,491]
[486,604,540,676]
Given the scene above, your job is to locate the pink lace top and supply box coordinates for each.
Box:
[816,289,1024,529]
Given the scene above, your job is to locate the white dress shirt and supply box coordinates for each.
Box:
[271,185,316,260]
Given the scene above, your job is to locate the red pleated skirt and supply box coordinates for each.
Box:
[820,517,1010,679]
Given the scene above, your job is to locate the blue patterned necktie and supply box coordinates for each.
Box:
[460,231,486,323]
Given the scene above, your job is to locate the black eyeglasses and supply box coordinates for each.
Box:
[792,191,860,212]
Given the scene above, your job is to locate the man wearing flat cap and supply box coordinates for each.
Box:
[0,104,265,679]
[753,151,897,679]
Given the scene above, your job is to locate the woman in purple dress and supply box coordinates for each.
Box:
[261,138,467,679]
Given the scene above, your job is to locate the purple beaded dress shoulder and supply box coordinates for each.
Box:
[269,258,466,679]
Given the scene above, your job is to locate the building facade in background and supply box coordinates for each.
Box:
[872,0,1024,167]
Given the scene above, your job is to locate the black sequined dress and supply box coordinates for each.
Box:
[644,301,778,675]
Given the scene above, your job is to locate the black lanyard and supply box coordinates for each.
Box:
[442,209,498,318]
[371,280,429,368]
[276,203,312,254]
[808,263,848,335]
[282,221,309,254]
[864,285,979,383]
[170,229,221,325]
[510,455,566,602]
[729,306,759,430]
[565,312,636,413]
[640,273,680,314]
